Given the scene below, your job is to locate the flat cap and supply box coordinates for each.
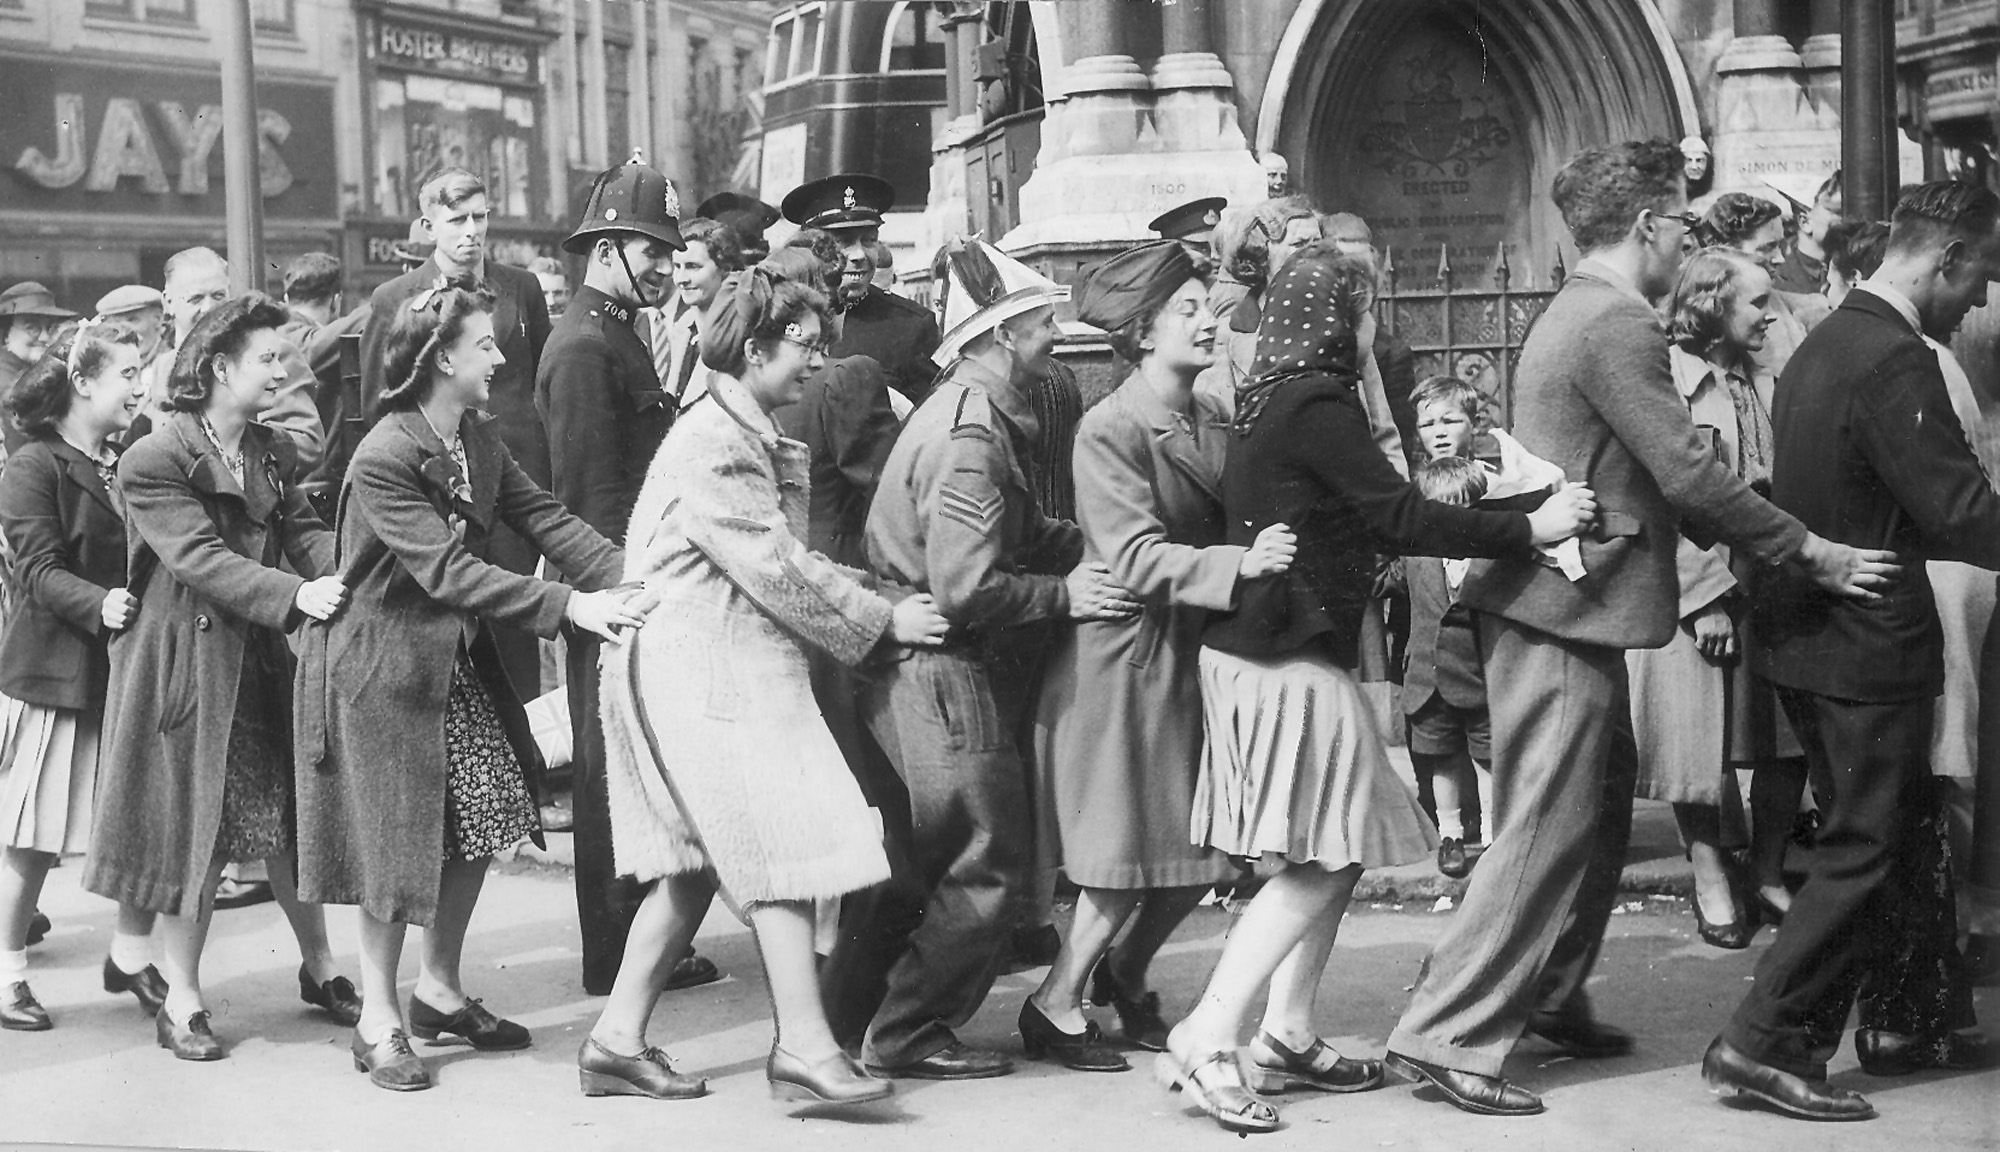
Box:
[95,284,166,316]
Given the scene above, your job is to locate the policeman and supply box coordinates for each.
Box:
[537,153,720,998]
[842,238,1137,1080]
[782,174,942,404]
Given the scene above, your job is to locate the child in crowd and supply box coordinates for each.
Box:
[1403,376,1500,877]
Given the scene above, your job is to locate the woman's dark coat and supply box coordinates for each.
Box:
[84,414,332,916]
[0,435,129,711]
[294,409,621,925]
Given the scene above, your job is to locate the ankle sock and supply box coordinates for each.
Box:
[109,931,152,975]
[1437,811,1466,841]
[0,947,26,982]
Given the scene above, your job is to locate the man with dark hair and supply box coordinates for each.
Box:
[786,175,943,403]
[1773,171,1843,294]
[277,252,366,483]
[1702,181,2000,1121]
[1381,139,1896,1118]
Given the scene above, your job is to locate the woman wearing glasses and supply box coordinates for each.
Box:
[84,295,360,1061]
[581,265,948,1107]
[294,279,648,1091]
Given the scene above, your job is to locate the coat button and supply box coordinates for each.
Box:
[195,614,211,631]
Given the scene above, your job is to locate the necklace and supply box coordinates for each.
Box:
[198,416,245,485]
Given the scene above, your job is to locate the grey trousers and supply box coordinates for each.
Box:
[855,648,1034,1069]
[1388,615,1638,1076]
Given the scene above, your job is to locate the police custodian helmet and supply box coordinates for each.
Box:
[563,151,687,255]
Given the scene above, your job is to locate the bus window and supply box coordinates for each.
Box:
[767,3,826,86]
[881,1,947,73]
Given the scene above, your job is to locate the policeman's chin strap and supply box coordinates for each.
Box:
[613,243,662,310]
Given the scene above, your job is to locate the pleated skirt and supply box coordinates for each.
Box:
[1194,646,1437,870]
[0,696,99,855]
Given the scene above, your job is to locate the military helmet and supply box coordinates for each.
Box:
[563,151,687,256]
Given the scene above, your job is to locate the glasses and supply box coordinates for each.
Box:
[780,335,829,357]
[1657,210,1703,231]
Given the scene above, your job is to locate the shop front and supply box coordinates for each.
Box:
[0,51,338,310]
[351,2,562,292]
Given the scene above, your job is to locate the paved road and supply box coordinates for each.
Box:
[4,862,1993,1152]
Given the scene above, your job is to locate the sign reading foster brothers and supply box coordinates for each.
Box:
[371,14,539,86]
[3,56,336,219]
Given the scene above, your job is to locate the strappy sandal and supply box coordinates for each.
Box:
[1153,1048,1280,1134]
[1244,1031,1385,1093]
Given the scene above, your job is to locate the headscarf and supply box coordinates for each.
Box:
[1076,241,1195,336]
[1232,244,1370,436]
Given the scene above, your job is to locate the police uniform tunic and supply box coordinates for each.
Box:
[848,355,1082,1070]
[534,283,670,994]
[832,286,943,406]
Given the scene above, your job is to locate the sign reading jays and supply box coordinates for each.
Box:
[3,57,336,218]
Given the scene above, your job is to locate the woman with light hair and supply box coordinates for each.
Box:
[1194,198,1321,415]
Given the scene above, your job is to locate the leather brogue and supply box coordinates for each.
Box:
[101,958,168,1016]
[663,952,723,993]
[577,1035,707,1099]
[769,1044,894,1105]
[352,1028,432,1091]
[298,965,363,1026]
[1089,963,1169,1052]
[408,994,530,1050]
[1018,1000,1130,1072]
[2,981,50,1031]
[1525,1011,1634,1058]
[155,1008,224,1061]
[1700,1036,1874,1121]
[867,1041,1015,1080]
[1437,838,1472,879]
[1855,1028,2000,1077]
[1384,1050,1544,1116]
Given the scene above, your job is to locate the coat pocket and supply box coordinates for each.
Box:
[927,655,1003,752]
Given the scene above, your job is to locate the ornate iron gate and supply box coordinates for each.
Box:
[1376,242,1560,426]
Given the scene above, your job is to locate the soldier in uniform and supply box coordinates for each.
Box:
[783,174,943,405]
[537,154,721,997]
[842,238,1138,1081]
[355,168,552,703]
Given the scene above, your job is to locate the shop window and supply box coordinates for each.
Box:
[85,0,195,22]
[880,1,946,73]
[765,3,824,88]
[252,0,294,34]
[370,74,537,222]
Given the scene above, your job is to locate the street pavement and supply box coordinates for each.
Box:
[3,855,1994,1152]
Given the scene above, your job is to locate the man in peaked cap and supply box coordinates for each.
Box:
[696,191,781,264]
[535,152,720,1001]
[835,237,1138,1080]
[784,173,942,404]
[1149,195,1227,250]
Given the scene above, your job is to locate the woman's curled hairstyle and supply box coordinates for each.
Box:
[1666,247,1764,361]
[376,278,497,414]
[8,322,139,437]
[699,265,831,378]
[168,292,292,413]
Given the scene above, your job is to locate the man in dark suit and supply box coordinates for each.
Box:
[1702,182,2000,1120]
[1381,140,1895,1117]
[536,156,721,997]
[356,168,552,701]
[785,174,943,404]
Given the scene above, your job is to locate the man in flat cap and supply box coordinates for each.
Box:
[536,154,720,998]
[841,237,1136,1081]
[784,174,942,404]
[95,284,167,367]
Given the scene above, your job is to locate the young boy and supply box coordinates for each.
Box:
[1405,376,1500,877]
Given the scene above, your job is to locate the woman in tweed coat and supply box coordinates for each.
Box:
[584,268,946,1107]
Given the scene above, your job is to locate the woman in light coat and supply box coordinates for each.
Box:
[1026,242,1293,1072]
[584,267,948,1107]
[296,280,643,1092]
[1628,247,1796,947]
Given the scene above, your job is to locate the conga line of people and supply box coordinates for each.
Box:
[1,143,1995,1132]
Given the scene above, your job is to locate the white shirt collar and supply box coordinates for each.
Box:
[1851,281,1922,335]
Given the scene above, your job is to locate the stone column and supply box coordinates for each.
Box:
[1009,0,1262,251]
[1710,0,1835,197]
[583,0,609,170]
[924,4,985,252]
[628,0,653,166]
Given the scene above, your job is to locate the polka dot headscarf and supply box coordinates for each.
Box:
[1234,248,1367,437]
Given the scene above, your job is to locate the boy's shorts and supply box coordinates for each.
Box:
[1407,694,1491,763]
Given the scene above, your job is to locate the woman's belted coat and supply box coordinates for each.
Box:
[84,414,332,917]
[294,409,621,926]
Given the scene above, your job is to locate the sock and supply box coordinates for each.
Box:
[0,948,26,982]
[1437,810,1466,841]
[109,931,152,975]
